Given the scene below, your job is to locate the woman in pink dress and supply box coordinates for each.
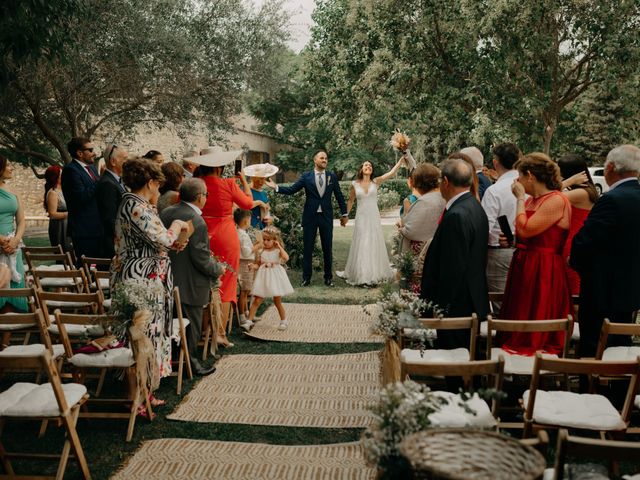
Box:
[500,153,572,355]
[190,148,264,347]
[558,154,598,296]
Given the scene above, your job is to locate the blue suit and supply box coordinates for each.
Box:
[61,160,104,262]
[277,171,347,281]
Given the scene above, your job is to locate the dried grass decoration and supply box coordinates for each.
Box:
[129,309,160,402]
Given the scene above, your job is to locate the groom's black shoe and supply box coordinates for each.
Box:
[324,279,334,287]
[301,279,311,287]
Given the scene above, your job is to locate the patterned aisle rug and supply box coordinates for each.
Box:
[111,439,376,480]
[167,351,380,427]
[245,303,383,343]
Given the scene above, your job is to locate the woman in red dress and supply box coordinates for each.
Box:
[191,148,262,347]
[557,154,598,296]
[500,153,572,355]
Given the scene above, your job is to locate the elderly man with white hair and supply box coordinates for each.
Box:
[570,144,640,366]
[460,146,492,199]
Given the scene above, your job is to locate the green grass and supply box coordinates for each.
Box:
[4,226,391,479]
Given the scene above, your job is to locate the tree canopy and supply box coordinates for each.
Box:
[250,0,640,174]
[0,0,289,167]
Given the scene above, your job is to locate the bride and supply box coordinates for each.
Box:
[338,156,406,286]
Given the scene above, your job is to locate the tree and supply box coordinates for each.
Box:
[467,0,640,154]
[0,0,289,168]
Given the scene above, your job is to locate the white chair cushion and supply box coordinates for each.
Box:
[635,395,639,409]
[103,298,111,309]
[602,346,640,362]
[33,265,66,272]
[491,348,558,375]
[69,348,134,368]
[571,322,580,341]
[45,300,91,309]
[0,322,37,331]
[48,315,104,337]
[90,278,110,290]
[38,278,77,289]
[428,391,497,428]
[171,318,191,342]
[0,344,65,359]
[523,390,626,431]
[0,382,87,417]
[479,321,496,338]
[400,348,470,364]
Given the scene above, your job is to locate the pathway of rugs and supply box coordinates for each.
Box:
[113,303,382,479]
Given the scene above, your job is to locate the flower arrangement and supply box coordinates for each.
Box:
[363,380,448,475]
[390,130,411,153]
[109,278,165,338]
[369,289,427,339]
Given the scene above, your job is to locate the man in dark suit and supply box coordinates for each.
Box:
[570,144,640,360]
[160,178,224,375]
[61,137,104,263]
[267,149,348,286]
[421,156,489,351]
[96,145,127,258]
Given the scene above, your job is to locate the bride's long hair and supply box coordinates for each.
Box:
[355,161,375,181]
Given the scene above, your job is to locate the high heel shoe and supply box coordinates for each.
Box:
[216,337,234,348]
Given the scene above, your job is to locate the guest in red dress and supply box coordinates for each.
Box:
[500,153,572,355]
[191,147,263,347]
[557,155,598,296]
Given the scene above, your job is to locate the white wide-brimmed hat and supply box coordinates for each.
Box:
[186,146,243,167]
[243,163,279,178]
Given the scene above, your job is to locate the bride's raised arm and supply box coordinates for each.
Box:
[373,157,405,185]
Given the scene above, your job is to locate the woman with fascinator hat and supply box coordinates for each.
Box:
[194,147,266,347]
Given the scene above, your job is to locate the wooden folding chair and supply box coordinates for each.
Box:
[170,288,193,395]
[32,268,90,294]
[400,314,478,365]
[595,319,640,362]
[54,310,152,442]
[0,287,39,347]
[0,309,63,361]
[80,256,112,292]
[553,428,640,480]
[0,349,91,479]
[487,317,573,375]
[522,353,640,438]
[400,357,505,430]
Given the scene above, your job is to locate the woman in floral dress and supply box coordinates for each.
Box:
[111,158,187,405]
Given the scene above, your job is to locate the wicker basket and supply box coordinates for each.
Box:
[399,429,546,480]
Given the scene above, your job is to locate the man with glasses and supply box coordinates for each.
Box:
[97,144,128,258]
[160,178,224,375]
[61,137,104,263]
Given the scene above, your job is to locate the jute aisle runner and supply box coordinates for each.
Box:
[245,303,383,343]
[167,351,380,427]
[111,439,376,479]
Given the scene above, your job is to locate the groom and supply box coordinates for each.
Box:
[267,149,348,286]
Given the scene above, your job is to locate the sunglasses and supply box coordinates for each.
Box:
[106,144,118,162]
[82,147,94,153]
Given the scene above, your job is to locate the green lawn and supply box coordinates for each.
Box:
[5,226,392,479]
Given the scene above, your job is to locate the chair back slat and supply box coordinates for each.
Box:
[487,317,572,359]
[23,245,64,255]
[32,268,89,294]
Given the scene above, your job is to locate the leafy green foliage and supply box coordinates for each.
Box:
[0,0,290,167]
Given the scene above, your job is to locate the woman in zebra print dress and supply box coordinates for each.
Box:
[111,158,188,398]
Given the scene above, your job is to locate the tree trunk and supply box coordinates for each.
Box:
[542,116,557,155]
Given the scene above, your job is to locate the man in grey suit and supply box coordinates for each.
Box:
[160,178,224,375]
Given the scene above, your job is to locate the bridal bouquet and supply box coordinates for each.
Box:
[390,130,410,152]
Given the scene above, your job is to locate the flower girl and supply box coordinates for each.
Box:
[248,226,294,330]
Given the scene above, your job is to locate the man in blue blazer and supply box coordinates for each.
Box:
[61,137,104,263]
[267,150,348,286]
[570,145,640,360]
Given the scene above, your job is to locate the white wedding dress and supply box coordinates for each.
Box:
[339,180,394,285]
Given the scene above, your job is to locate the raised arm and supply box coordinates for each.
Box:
[269,175,306,195]
[515,194,566,239]
[373,157,404,185]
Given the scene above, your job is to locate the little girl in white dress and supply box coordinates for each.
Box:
[248,226,294,330]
